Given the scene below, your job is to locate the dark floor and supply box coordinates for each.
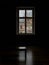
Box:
[0,46,49,65]
[16,46,49,65]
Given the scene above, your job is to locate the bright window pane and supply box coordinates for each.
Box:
[26,10,32,17]
[19,19,25,33]
[26,19,32,33]
[19,10,25,17]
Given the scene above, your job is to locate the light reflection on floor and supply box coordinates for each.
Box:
[26,49,33,65]
[18,47,33,65]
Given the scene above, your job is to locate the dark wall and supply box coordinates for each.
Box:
[16,1,39,46]
[15,0,48,46]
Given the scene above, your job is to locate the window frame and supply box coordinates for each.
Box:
[16,7,35,35]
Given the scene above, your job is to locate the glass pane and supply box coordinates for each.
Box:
[19,19,25,33]
[26,19,32,33]
[26,10,32,17]
[19,10,25,17]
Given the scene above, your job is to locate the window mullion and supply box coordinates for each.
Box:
[25,10,26,34]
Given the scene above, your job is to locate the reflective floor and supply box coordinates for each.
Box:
[16,46,49,65]
[0,46,49,65]
[26,49,33,65]
[17,47,34,65]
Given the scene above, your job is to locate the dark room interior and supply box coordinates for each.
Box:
[0,0,49,65]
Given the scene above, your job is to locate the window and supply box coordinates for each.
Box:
[16,7,35,35]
